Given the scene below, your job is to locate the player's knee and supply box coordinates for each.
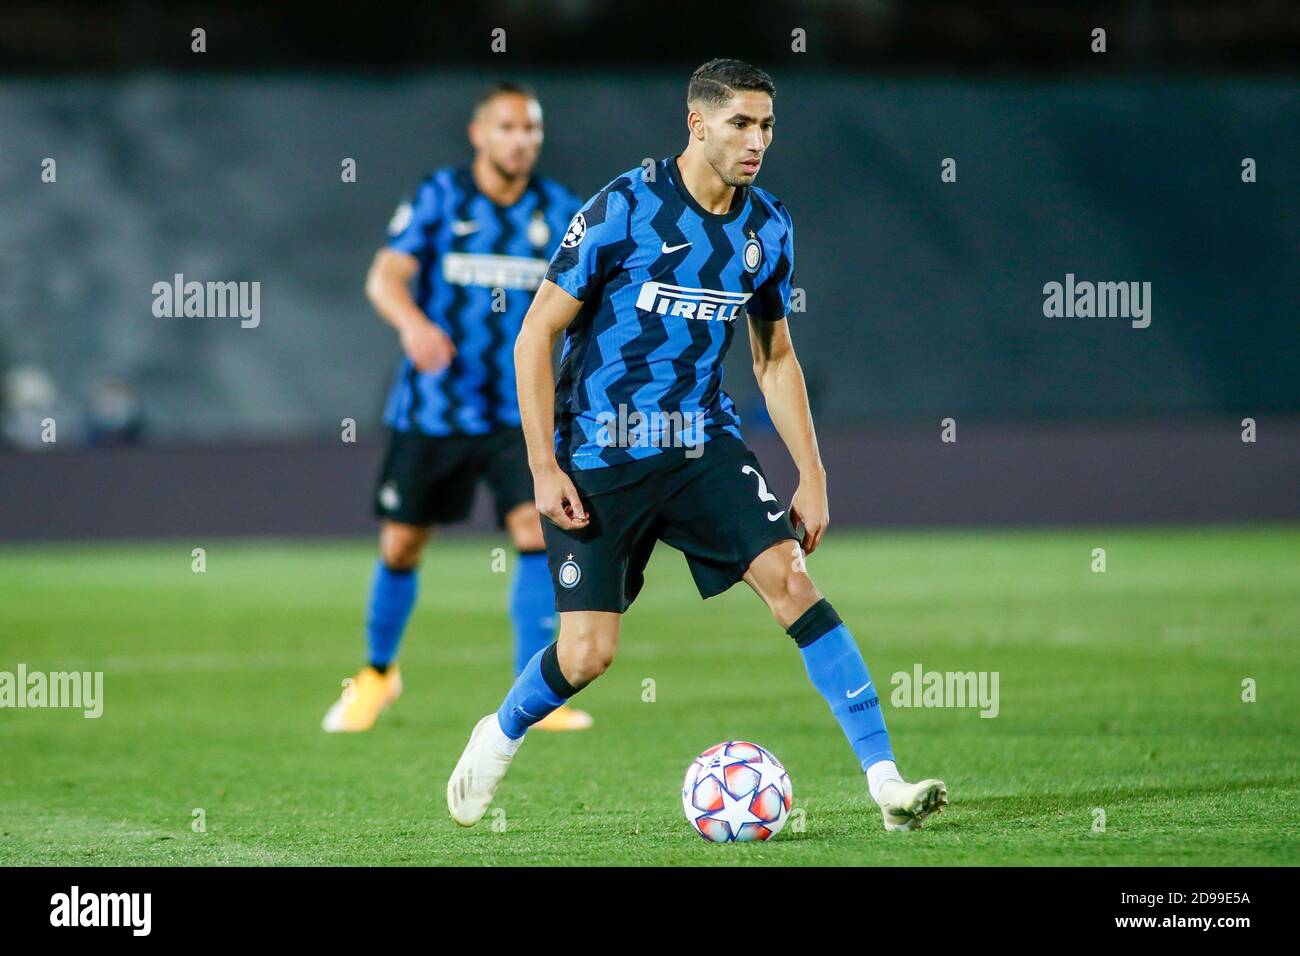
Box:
[381,542,422,571]
[559,625,617,685]
[504,503,545,552]
[380,525,428,570]
[569,642,615,684]
[770,567,822,629]
[511,528,545,552]
[515,534,545,554]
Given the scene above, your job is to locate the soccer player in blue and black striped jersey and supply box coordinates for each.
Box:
[322,83,593,734]
[447,60,948,834]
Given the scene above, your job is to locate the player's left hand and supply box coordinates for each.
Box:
[788,475,829,555]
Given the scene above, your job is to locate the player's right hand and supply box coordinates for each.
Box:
[534,465,589,530]
[400,323,457,373]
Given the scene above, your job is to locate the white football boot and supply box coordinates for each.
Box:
[447,714,519,827]
[876,778,948,831]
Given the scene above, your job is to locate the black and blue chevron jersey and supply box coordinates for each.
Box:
[544,156,795,472]
[382,167,582,435]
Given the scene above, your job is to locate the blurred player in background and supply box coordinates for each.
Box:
[323,82,591,733]
[447,60,947,832]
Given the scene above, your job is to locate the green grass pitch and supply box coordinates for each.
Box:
[1,526,1296,866]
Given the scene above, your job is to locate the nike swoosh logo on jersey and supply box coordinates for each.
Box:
[661,240,691,254]
[846,681,874,698]
[451,220,481,236]
[766,510,785,522]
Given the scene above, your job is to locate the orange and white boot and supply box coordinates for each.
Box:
[321,665,403,732]
[531,704,594,732]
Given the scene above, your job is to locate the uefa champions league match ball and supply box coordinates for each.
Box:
[681,741,793,843]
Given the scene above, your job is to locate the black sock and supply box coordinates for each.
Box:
[540,642,581,697]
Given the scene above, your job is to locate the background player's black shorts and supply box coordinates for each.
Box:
[373,427,533,528]
[542,436,800,613]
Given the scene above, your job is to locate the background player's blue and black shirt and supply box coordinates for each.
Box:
[544,157,795,472]
[383,168,582,435]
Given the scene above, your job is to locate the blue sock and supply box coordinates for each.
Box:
[365,560,418,668]
[510,551,557,676]
[497,642,577,739]
[790,600,895,772]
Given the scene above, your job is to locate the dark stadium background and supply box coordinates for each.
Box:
[1,0,1296,538]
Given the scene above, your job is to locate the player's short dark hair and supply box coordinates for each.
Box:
[472,81,537,118]
[687,59,775,109]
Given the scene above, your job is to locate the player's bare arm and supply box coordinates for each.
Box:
[365,247,456,373]
[515,278,589,530]
[748,313,828,554]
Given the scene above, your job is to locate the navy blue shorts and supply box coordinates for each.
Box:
[542,436,799,613]
[374,427,533,528]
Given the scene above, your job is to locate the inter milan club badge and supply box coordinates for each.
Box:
[527,210,550,248]
[743,231,763,273]
[558,554,582,588]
